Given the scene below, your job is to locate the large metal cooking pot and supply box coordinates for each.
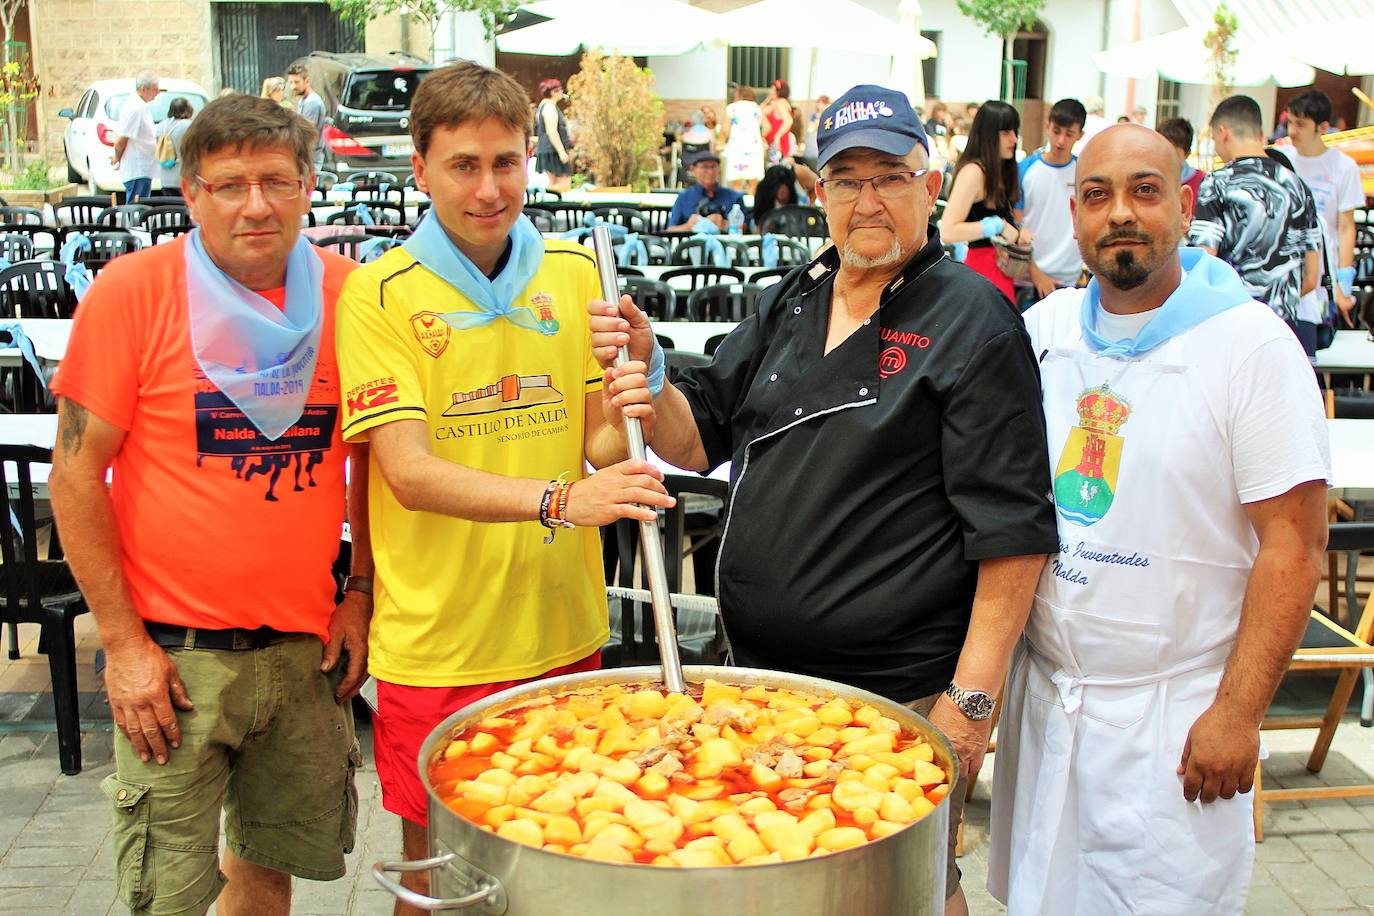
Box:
[373,664,960,915]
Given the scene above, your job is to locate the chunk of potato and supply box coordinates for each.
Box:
[710,813,750,841]
[798,808,836,837]
[628,690,669,719]
[496,819,543,847]
[912,760,947,787]
[601,758,643,786]
[468,732,499,755]
[530,788,576,815]
[879,792,916,824]
[817,826,868,852]
[544,815,583,846]
[830,780,884,813]
[758,823,816,855]
[816,700,853,727]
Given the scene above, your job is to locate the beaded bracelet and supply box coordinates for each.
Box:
[540,473,576,543]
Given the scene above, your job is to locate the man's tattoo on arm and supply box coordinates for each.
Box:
[59,400,88,457]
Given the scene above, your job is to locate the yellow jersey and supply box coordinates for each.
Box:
[336,241,610,686]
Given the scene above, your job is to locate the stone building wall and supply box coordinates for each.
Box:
[29,0,214,163]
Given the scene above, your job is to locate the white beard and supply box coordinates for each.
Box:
[840,238,904,269]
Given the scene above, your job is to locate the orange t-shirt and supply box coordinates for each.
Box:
[51,238,356,639]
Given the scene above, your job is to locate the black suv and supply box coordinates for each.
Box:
[291,51,434,180]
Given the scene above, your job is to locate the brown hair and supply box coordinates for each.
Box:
[179,95,317,183]
[410,60,531,157]
[734,83,756,102]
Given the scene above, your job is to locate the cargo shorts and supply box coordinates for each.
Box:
[102,635,360,915]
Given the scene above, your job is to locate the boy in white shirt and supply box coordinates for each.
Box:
[1284,89,1365,325]
[1016,99,1086,301]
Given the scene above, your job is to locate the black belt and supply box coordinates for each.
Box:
[144,622,300,651]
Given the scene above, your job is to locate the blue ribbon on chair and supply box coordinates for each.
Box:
[616,232,648,267]
[560,219,628,244]
[58,234,90,266]
[689,220,727,267]
[332,181,356,194]
[58,234,95,302]
[0,319,46,390]
[351,203,376,226]
[357,235,401,263]
[761,234,779,268]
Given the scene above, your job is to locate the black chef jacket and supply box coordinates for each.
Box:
[675,231,1059,703]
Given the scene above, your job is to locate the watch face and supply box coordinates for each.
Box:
[967,693,995,719]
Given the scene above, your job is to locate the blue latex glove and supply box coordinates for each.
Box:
[647,339,665,397]
[980,216,1005,240]
[1337,266,1356,297]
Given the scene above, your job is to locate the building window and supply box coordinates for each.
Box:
[922,31,940,99]
[1156,79,1182,121]
[728,46,788,95]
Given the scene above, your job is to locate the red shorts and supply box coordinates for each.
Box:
[372,652,602,826]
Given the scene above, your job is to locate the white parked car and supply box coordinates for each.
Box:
[59,78,210,193]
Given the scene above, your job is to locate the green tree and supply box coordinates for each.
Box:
[325,0,520,50]
[1203,1,1239,121]
[956,0,1046,101]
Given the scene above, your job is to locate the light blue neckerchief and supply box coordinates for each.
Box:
[185,229,324,440]
[402,211,549,335]
[58,235,95,302]
[1079,248,1253,357]
[357,234,402,263]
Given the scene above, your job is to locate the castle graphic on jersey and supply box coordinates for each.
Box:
[1053,383,1132,527]
[443,373,562,417]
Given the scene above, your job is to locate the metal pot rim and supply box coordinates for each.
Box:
[418,664,960,872]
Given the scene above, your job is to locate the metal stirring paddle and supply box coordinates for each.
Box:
[591,225,688,694]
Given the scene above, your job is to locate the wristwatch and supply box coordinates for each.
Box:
[945,682,997,721]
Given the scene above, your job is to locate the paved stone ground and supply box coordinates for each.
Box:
[4,614,1374,914]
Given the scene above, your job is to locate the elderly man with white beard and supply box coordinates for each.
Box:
[589,84,1059,915]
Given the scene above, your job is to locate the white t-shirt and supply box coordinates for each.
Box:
[1094,303,1159,341]
[1017,150,1081,285]
[115,94,156,181]
[1292,147,1365,321]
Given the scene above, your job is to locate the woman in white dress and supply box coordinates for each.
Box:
[721,84,765,192]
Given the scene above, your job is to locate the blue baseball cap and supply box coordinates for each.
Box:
[816,85,929,171]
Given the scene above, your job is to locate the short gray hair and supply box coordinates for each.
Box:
[135,71,159,92]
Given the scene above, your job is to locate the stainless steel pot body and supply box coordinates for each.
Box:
[384,665,958,916]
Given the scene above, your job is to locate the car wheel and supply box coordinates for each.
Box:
[64,143,81,184]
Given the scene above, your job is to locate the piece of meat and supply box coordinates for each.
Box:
[747,749,779,768]
[775,750,804,779]
[650,754,685,778]
[778,787,815,811]
[822,761,845,783]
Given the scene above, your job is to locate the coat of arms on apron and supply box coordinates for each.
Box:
[1053,383,1133,526]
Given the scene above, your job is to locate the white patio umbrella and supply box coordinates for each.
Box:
[712,0,936,60]
[1255,17,1374,76]
[496,0,722,57]
[1092,25,1315,87]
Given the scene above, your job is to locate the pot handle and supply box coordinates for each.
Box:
[371,852,506,913]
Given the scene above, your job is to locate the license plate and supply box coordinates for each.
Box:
[382,143,413,158]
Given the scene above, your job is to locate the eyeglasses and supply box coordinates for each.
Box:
[194,176,305,204]
[818,169,929,203]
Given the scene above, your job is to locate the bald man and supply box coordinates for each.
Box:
[987,125,1331,915]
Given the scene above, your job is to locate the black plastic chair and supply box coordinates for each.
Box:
[0,233,34,264]
[526,187,562,203]
[413,200,432,226]
[0,206,43,226]
[659,265,745,292]
[744,236,812,267]
[664,349,711,379]
[640,207,674,235]
[749,266,796,287]
[523,207,556,233]
[150,224,193,245]
[686,282,762,322]
[143,196,187,210]
[0,260,73,319]
[53,195,116,226]
[524,202,587,233]
[314,232,402,262]
[328,202,405,227]
[313,170,339,195]
[758,205,829,240]
[591,206,650,233]
[350,170,400,189]
[0,445,88,774]
[96,204,150,229]
[53,225,104,254]
[619,276,677,321]
[138,207,193,234]
[77,231,140,273]
[582,233,670,267]
[669,237,752,268]
[616,265,645,277]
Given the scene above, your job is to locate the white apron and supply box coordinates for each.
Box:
[988,306,1258,915]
